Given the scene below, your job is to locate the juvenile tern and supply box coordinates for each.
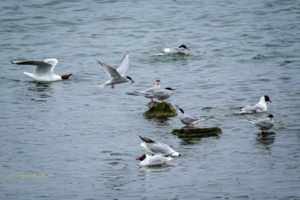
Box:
[136,154,173,166]
[139,135,181,156]
[11,58,72,82]
[232,95,272,113]
[97,51,134,89]
[146,87,176,103]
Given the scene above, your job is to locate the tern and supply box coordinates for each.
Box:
[11,58,72,82]
[163,44,190,55]
[145,87,176,103]
[139,80,161,102]
[251,114,274,134]
[232,95,272,113]
[139,135,181,156]
[136,154,173,166]
[97,51,134,89]
[176,107,212,127]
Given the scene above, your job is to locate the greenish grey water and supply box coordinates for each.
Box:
[1,0,300,199]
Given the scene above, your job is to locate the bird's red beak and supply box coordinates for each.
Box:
[172,89,176,91]
[269,100,272,103]
[136,158,140,160]
[186,48,190,50]
[130,80,135,85]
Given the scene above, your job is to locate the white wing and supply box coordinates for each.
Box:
[97,60,120,78]
[11,60,54,76]
[116,51,130,76]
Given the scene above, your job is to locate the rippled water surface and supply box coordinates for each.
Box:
[1,0,300,199]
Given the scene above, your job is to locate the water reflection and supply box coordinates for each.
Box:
[143,116,171,126]
[256,132,276,147]
[28,82,53,103]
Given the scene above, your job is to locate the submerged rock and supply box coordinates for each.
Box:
[143,102,177,117]
[171,127,222,138]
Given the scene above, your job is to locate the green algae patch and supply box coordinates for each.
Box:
[171,127,222,138]
[144,102,177,117]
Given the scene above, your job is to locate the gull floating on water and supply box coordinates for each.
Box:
[136,154,173,166]
[232,95,272,113]
[145,87,176,103]
[97,51,134,89]
[139,135,181,156]
[11,58,72,82]
[163,44,190,55]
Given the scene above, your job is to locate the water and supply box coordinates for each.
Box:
[1,0,300,199]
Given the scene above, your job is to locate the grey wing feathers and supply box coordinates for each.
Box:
[11,60,53,76]
[96,60,120,78]
[117,51,130,76]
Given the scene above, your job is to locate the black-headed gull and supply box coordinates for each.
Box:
[233,95,272,113]
[139,135,181,156]
[176,107,212,127]
[163,44,190,55]
[11,59,72,82]
[136,154,173,166]
[97,51,134,89]
[145,87,176,103]
[252,114,274,134]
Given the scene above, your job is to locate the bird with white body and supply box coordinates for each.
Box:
[145,87,176,103]
[11,58,72,82]
[251,114,274,134]
[97,51,134,89]
[139,135,181,156]
[163,44,190,55]
[176,107,212,127]
[135,154,173,166]
[232,95,272,113]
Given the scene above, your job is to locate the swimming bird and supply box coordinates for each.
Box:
[97,51,134,89]
[252,114,274,134]
[135,154,173,166]
[176,107,211,127]
[139,135,181,156]
[145,87,176,103]
[163,44,190,54]
[11,59,72,82]
[232,95,272,113]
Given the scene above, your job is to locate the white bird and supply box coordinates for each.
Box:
[139,135,181,156]
[11,58,72,82]
[163,44,190,55]
[232,95,272,113]
[252,114,274,134]
[139,80,160,102]
[97,51,134,89]
[145,87,176,103]
[176,107,211,127]
[136,154,173,166]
